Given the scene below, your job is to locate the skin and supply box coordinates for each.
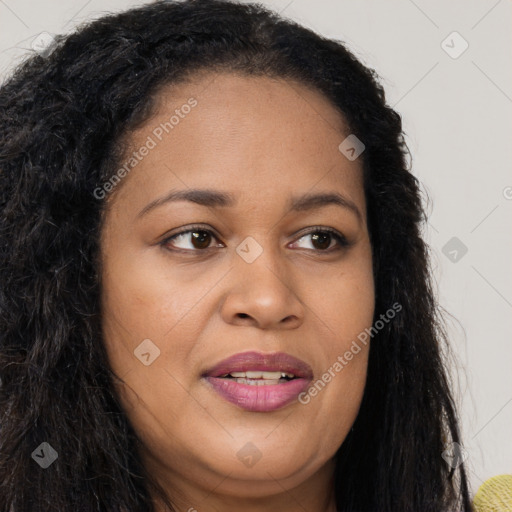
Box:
[100,71,375,512]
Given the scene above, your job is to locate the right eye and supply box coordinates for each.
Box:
[161,226,224,252]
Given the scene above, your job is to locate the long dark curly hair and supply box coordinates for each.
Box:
[0,1,472,510]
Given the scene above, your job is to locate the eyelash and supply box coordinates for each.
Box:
[161,224,350,254]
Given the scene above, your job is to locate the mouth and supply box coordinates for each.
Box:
[202,351,313,412]
[216,370,297,385]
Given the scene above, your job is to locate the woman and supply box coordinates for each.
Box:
[0,1,472,510]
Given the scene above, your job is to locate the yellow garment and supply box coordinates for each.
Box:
[474,474,512,512]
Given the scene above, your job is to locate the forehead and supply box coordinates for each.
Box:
[105,71,366,221]
[150,70,350,143]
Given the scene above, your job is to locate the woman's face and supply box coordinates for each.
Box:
[100,71,375,506]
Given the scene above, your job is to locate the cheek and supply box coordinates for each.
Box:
[312,244,375,348]
[101,246,196,339]
[298,247,374,443]
[99,248,224,402]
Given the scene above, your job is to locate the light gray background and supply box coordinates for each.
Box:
[1,0,511,498]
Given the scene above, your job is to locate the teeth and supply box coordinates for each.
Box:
[231,378,281,386]
[227,371,295,379]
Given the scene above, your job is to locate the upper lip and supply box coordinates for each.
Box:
[203,351,314,379]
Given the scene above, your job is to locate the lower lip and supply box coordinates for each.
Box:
[204,377,311,412]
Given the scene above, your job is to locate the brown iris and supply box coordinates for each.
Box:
[190,230,212,250]
[310,232,331,251]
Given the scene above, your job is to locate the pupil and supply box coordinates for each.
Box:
[191,230,211,249]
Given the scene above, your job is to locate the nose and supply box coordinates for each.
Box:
[220,242,305,330]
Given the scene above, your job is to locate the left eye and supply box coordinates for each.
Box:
[291,229,349,251]
[162,226,349,253]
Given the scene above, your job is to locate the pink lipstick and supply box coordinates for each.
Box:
[202,351,313,412]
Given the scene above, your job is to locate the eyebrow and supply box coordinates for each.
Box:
[136,188,362,223]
